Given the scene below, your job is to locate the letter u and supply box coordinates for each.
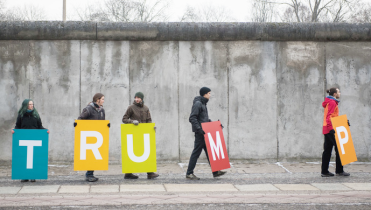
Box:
[127,134,150,163]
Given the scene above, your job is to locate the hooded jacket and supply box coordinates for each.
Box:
[189,96,210,132]
[14,111,45,129]
[78,102,105,120]
[322,96,339,134]
[122,101,152,124]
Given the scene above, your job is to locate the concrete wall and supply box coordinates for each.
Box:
[1,22,370,163]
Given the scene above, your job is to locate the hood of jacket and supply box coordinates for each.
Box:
[89,102,103,111]
[322,96,339,108]
[133,100,144,107]
[193,96,208,105]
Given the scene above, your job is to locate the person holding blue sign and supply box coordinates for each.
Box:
[76,93,107,182]
[12,99,49,182]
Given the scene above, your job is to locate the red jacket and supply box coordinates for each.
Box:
[322,97,339,134]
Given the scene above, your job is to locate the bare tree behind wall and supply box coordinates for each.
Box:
[0,0,47,21]
[77,0,169,22]
[251,0,276,22]
[349,1,371,23]
[269,0,356,22]
[179,4,235,22]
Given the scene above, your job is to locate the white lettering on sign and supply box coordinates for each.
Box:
[336,126,349,155]
[80,131,103,160]
[127,134,150,163]
[19,140,42,169]
[207,131,225,161]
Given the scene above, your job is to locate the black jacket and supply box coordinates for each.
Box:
[14,112,45,129]
[78,103,105,120]
[189,96,210,132]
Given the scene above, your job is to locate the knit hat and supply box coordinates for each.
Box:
[134,92,144,100]
[200,87,211,96]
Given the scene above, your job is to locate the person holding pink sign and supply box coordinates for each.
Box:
[186,87,226,180]
[12,99,50,182]
[321,88,350,177]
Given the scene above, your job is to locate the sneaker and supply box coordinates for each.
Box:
[124,173,139,179]
[85,176,99,182]
[321,172,335,177]
[336,172,350,176]
[147,173,159,179]
[21,179,29,182]
[30,179,36,182]
[186,174,200,180]
[213,170,227,178]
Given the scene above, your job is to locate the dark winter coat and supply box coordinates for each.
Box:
[14,111,45,129]
[78,102,105,120]
[122,101,152,124]
[189,96,210,132]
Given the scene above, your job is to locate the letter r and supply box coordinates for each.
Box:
[80,131,103,160]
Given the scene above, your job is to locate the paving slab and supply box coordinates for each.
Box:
[235,184,280,191]
[90,185,119,193]
[274,184,319,191]
[120,185,165,192]
[94,165,122,175]
[0,187,21,194]
[18,185,60,194]
[343,183,371,190]
[164,184,238,192]
[311,183,352,191]
[58,185,90,193]
[157,163,184,174]
[345,164,371,173]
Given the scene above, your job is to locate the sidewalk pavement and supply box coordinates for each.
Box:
[0,162,370,208]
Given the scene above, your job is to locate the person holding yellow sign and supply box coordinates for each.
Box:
[76,93,107,182]
[321,88,350,177]
[122,92,159,179]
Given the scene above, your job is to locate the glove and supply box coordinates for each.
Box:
[329,129,335,134]
[74,122,77,127]
[133,120,139,125]
[218,119,224,129]
[108,123,110,128]
[208,119,212,122]
[197,128,205,135]
[154,126,157,132]
[347,120,350,126]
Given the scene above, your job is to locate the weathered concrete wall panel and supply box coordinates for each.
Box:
[29,41,81,162]
[81,41,130,163]
[129,41,179,161]
[277,42,325,160]
[326,42,371,160]
[0,41,30,162]
[179,41,229,161]
[228,41,277,160]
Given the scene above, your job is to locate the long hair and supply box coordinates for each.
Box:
[18,99,40,119]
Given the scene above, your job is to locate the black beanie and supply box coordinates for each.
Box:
[134,92,144,100]
[199,87,211,96]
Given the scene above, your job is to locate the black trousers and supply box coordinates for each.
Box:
[186,132,212,175]
[321,133,343,174]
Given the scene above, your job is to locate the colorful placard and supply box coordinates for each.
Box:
[201,121,230,172]
[74,120,110,171]
[121,123,157,173]
[330,115,357,166]
[12,129,49,180]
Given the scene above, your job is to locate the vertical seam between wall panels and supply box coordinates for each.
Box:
[128,41,131,104]
[177,41,181,163]
[79,41,82,114]
[276,42,279,162]
[323,44,327,146]
[226,42,230,156]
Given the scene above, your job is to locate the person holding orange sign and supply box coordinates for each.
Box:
[76,93,106,182]
[321,88,350,177]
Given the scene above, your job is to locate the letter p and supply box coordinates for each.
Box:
[336,126,349,155]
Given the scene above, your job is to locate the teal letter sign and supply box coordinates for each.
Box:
[12,129,49,180]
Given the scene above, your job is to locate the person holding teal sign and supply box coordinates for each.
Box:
[12,99,49,182]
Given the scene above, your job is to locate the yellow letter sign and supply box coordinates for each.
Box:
[121,123,157,173]
[74,120,110,171]
[330,115,357,166]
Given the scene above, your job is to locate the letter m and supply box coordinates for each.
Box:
[207,131,225,161]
